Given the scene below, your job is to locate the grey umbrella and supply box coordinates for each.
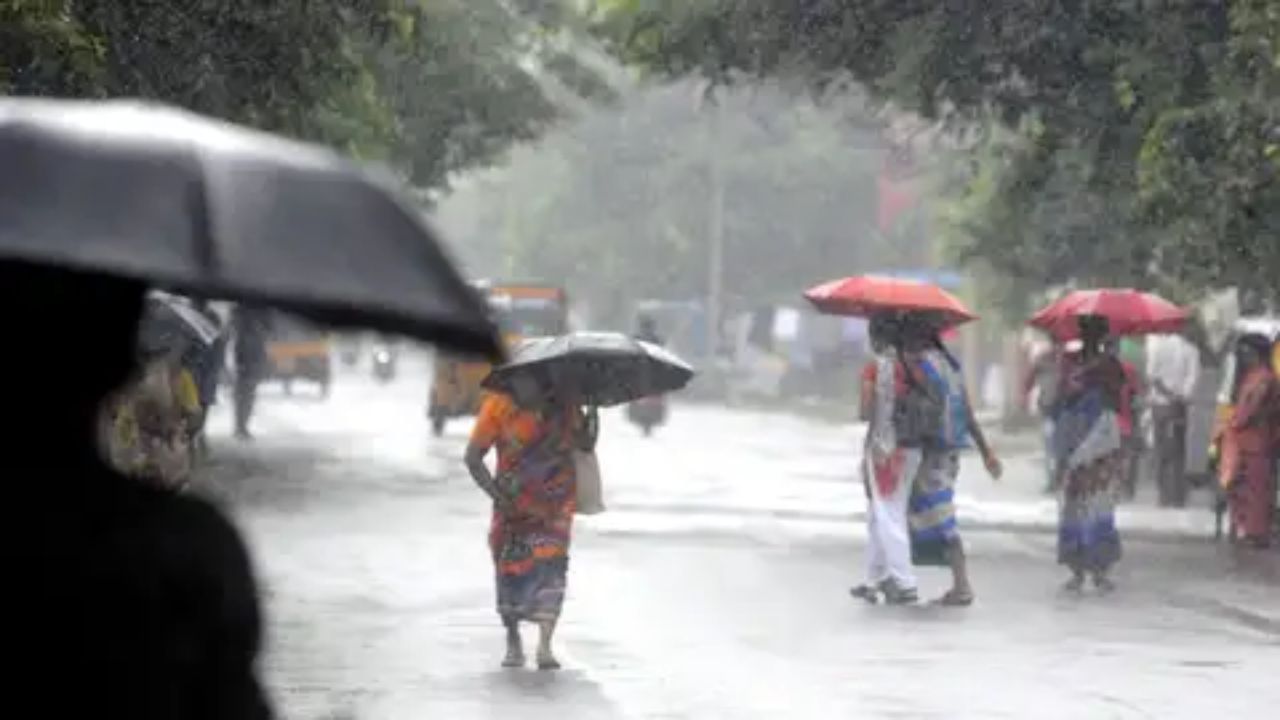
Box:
[482,331,695,407]
[0,98,497,357]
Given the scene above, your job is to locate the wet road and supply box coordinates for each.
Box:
[199,353,1280,719]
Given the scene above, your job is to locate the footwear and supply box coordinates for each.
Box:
[536,651,561,671]
[1093,575,1116,594]
[933,589,974,607]
[878,579,919,605]
[849,584,879,603]
[1062,575,1085,593]
[501,649,525,668]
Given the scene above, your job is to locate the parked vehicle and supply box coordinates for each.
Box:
[265,312,333,397]
[428,281,569,436]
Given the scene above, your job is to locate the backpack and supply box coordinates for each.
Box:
[892,358,946,449]
[893,352,971,450]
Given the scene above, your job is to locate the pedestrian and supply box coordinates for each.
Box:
[898,316,1003,606]
[4,260,271,719]
[101,347,202,490]
[1054,315,1127,593]
[464,386,598,670]
[1145,331,1201,506]
[1109,340,1144,500]
[1218,334,1280,548]
[850,313,920,605]
[1022,338,1063,493]
[230,305,271,440]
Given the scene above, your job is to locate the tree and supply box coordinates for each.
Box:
[1,0,607,193]
[436,79,913,327]
[590,1,1280,311]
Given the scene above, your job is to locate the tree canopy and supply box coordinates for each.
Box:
[1,0,604,193]
[590,1,1280,312]
[436,80,916,326]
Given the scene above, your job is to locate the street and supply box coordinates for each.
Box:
[198,352,1280,719]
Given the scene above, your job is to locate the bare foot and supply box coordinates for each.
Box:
[536,650,561,671]
[502,647,525,668]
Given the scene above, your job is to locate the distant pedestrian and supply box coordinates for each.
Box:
[1218,334,1279,548]
[1145,332,1201,506]
[1054,315,1127,593]
[230,306,271,440]
[1023,340,1064,493]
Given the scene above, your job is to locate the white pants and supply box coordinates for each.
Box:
[862,450,919,589]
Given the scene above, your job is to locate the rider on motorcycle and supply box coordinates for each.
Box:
[636,315,662,346]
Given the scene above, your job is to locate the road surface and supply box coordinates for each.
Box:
[197,352,1280,719]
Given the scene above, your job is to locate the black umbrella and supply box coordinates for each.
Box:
[482,332,695,407]
[0,98,498,358]
[137,292,221,356]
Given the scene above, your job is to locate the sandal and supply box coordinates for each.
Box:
[878,579,919,606]
[502,650,526,668]
[933,589,974,607]
[1062,575,1085,593]
[1093,575,1116,594]
[536,653,561,671]
[849,584,879,603]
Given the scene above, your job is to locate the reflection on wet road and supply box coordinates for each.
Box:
[199,355,1280,719]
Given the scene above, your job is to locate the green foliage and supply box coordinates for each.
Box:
[591,0,1280,314]
[1,0,606,191]
[436,81,906,326]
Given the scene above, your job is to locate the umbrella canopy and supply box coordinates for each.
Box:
[0,98,498,358]
[138,292,221,356]
[1029,289,1189,339]
[803,275,977,327]
[482,332,695,407]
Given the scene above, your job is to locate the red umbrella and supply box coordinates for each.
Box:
[1029,289,1189,339]
[803,275,977,326]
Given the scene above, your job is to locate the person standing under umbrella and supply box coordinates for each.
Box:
[1218,334,1280,547]
[1054,315,1128,593]
[230,305,271,440]
[851,313,920,605]
[464,387,598,670]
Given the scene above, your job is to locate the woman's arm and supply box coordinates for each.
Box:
[465,443,508,509]
[574,405,599,452]
[962,385,1003,479]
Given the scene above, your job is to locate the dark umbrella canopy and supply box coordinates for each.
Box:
[137,292,221,356]
[482,332,695,407]
[0,98,498,358]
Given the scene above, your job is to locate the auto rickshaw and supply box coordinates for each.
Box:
[1207,316,1280,538]
[264,311,334,397]
[428,282,569,435]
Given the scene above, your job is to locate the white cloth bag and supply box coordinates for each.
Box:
[574,450,605,514]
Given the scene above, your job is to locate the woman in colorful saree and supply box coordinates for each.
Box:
[1220,333,1280,548]
[464,386,597,670]
[1053,315,1127,593]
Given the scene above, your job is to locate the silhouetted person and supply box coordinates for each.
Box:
[230,306,270,439]
[2,260,272,719]
[635,314,662,346]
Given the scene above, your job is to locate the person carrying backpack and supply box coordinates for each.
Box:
[897,314,1003,606]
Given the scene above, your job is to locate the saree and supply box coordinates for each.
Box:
[470,393,578,623]
[1054,355,1125,574]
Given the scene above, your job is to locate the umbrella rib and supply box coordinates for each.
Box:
[186,148,220,286]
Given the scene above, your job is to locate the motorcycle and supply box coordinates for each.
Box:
[627,394,667,436]
[372,343,397,382]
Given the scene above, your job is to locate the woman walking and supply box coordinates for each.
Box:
[851,314,920,605]
[900,318,1002,607]
[1219,334,1280,548]
[1053,315,1127,592]
[465,388,597,670]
